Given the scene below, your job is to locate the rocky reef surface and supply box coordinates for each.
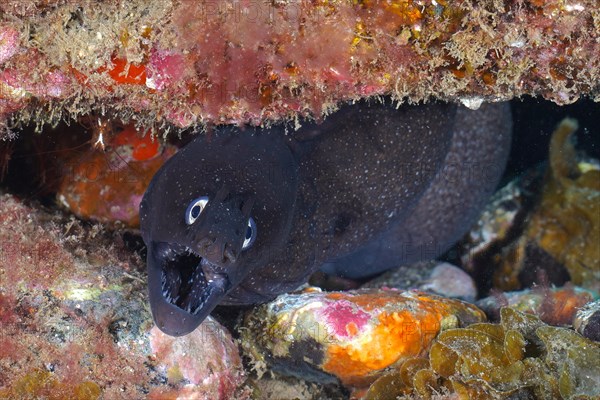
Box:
[0,0,598,135]
[0,193,249,399]
[461,117,600,294]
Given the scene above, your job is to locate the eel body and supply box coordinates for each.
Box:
[140,100,512,336]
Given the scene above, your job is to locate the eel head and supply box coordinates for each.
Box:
[140,129,298,336]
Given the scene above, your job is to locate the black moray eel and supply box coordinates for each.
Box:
[140,100,512,336]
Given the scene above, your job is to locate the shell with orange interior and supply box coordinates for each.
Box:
[239,288,485,388]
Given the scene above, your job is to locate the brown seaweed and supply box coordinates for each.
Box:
[363,308,600,399]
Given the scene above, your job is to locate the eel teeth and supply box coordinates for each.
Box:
[158,242,210,315]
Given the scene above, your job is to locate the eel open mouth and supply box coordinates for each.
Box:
[147,241,230,336]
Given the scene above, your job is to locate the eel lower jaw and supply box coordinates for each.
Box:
[147,241,231,336]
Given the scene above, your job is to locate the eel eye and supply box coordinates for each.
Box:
[242,218,257,250]
[185,196,209,225]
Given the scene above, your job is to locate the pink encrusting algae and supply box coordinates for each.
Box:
[0,26,19,64]
[319,300,371,339]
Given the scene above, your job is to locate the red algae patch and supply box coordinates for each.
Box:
[477,285,596,326]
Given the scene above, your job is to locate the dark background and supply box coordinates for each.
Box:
[507,96,599,178]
